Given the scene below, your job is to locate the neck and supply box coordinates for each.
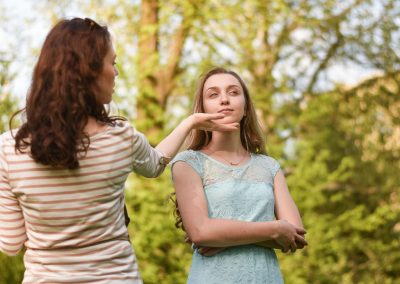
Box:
[84,116,107,136]
[204,130,245,154]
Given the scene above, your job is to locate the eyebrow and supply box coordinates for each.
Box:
[205,84,240,92]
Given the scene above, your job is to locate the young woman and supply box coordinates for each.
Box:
[0,19,238,283]
[171,67,307,283]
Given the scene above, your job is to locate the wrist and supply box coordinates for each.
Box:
[183,114,196,131]
[270,221,279,240]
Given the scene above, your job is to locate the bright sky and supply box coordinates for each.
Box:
[1,0,84,105]
[1,0,382,106]
[1,1,46,104]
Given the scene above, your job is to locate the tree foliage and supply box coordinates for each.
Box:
[0,49,24,284]
[281,72,400,283]
[1,0,399,283]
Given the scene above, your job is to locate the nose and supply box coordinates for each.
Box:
[220,92,229,104]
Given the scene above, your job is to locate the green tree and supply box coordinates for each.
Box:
[2,0,400,283]
[0,54,18,133]
[0,52,24,284]
[281,72,400,283]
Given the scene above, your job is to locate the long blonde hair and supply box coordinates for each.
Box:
[186,67,266,154]
[172,67,267,231]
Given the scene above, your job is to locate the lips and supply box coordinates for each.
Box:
[218,108,234,113]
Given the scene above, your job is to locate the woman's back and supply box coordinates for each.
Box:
[0,122,143,283]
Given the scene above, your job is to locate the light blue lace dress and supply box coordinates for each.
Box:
[172,150,284,284]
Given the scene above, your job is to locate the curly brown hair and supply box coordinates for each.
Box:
[10,18,125,169]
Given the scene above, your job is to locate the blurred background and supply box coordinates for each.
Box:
[1,0,399,283]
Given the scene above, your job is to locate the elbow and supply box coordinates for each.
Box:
[0,234,26,256]
[184,218,217,246]
[189,234,203,247]
[136,165,164,178]
[0,242,24,256]
[187,227,209,246]
[146,167,164,178]
[4,249,22,256]
[151,166,164,178]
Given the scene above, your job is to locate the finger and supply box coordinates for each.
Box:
[197,122,239,132]
[202,249,220,257]
[211,248,225,256]
[201,113,226,120]
[197,248,204,254]
[290,242,297,253]
[280,245,289,253]
[199,248,219,256]
[295,238,306,249]
[212,123,240,131]
[295,227,306,235]
[276,240,288,251]
[295,234,308,246]
[210,114,226,120]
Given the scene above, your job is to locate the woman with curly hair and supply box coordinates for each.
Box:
[0,18,238,283]
[171,67,307,283]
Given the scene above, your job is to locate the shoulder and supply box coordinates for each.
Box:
[104,120,139,141]
[0,130,16,148]
[117,121,147,142]
[255,154,280,165]
[110,120,131,134]
[253,154,281,177]
[0,130,17,162]
[172,150,200,163]
[171,150,204,177]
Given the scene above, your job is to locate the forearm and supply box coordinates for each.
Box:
[255,240,282,250]
[155,113,239,159]
[188,218,278,247]
[277,202,304,229]
[194,239,281,258]
[274,171,305,230]
[0,211,27,256]
[155,116,193,159]
[173,164,300,250]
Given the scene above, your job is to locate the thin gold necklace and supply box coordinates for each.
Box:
[212,152,250,166]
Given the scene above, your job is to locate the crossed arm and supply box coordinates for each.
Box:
[255,170,306,252]
[172,161,307,254]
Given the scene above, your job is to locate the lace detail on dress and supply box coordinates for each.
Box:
[172,150,280,189]
[171,150,284,284]
[198,152,280,188]
[171,150,204,179]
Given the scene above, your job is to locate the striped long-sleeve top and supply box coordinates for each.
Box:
[0,121,165,283]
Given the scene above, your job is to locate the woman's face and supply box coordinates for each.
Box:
[202,73,246,124]
[95,43,118,104]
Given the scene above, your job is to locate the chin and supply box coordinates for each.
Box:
[221,116,241,124]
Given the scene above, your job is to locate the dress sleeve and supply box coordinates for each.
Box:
[0,135,27,255]
[271,158,281,178]
[130,126,166,178]
[171,151,203,180]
